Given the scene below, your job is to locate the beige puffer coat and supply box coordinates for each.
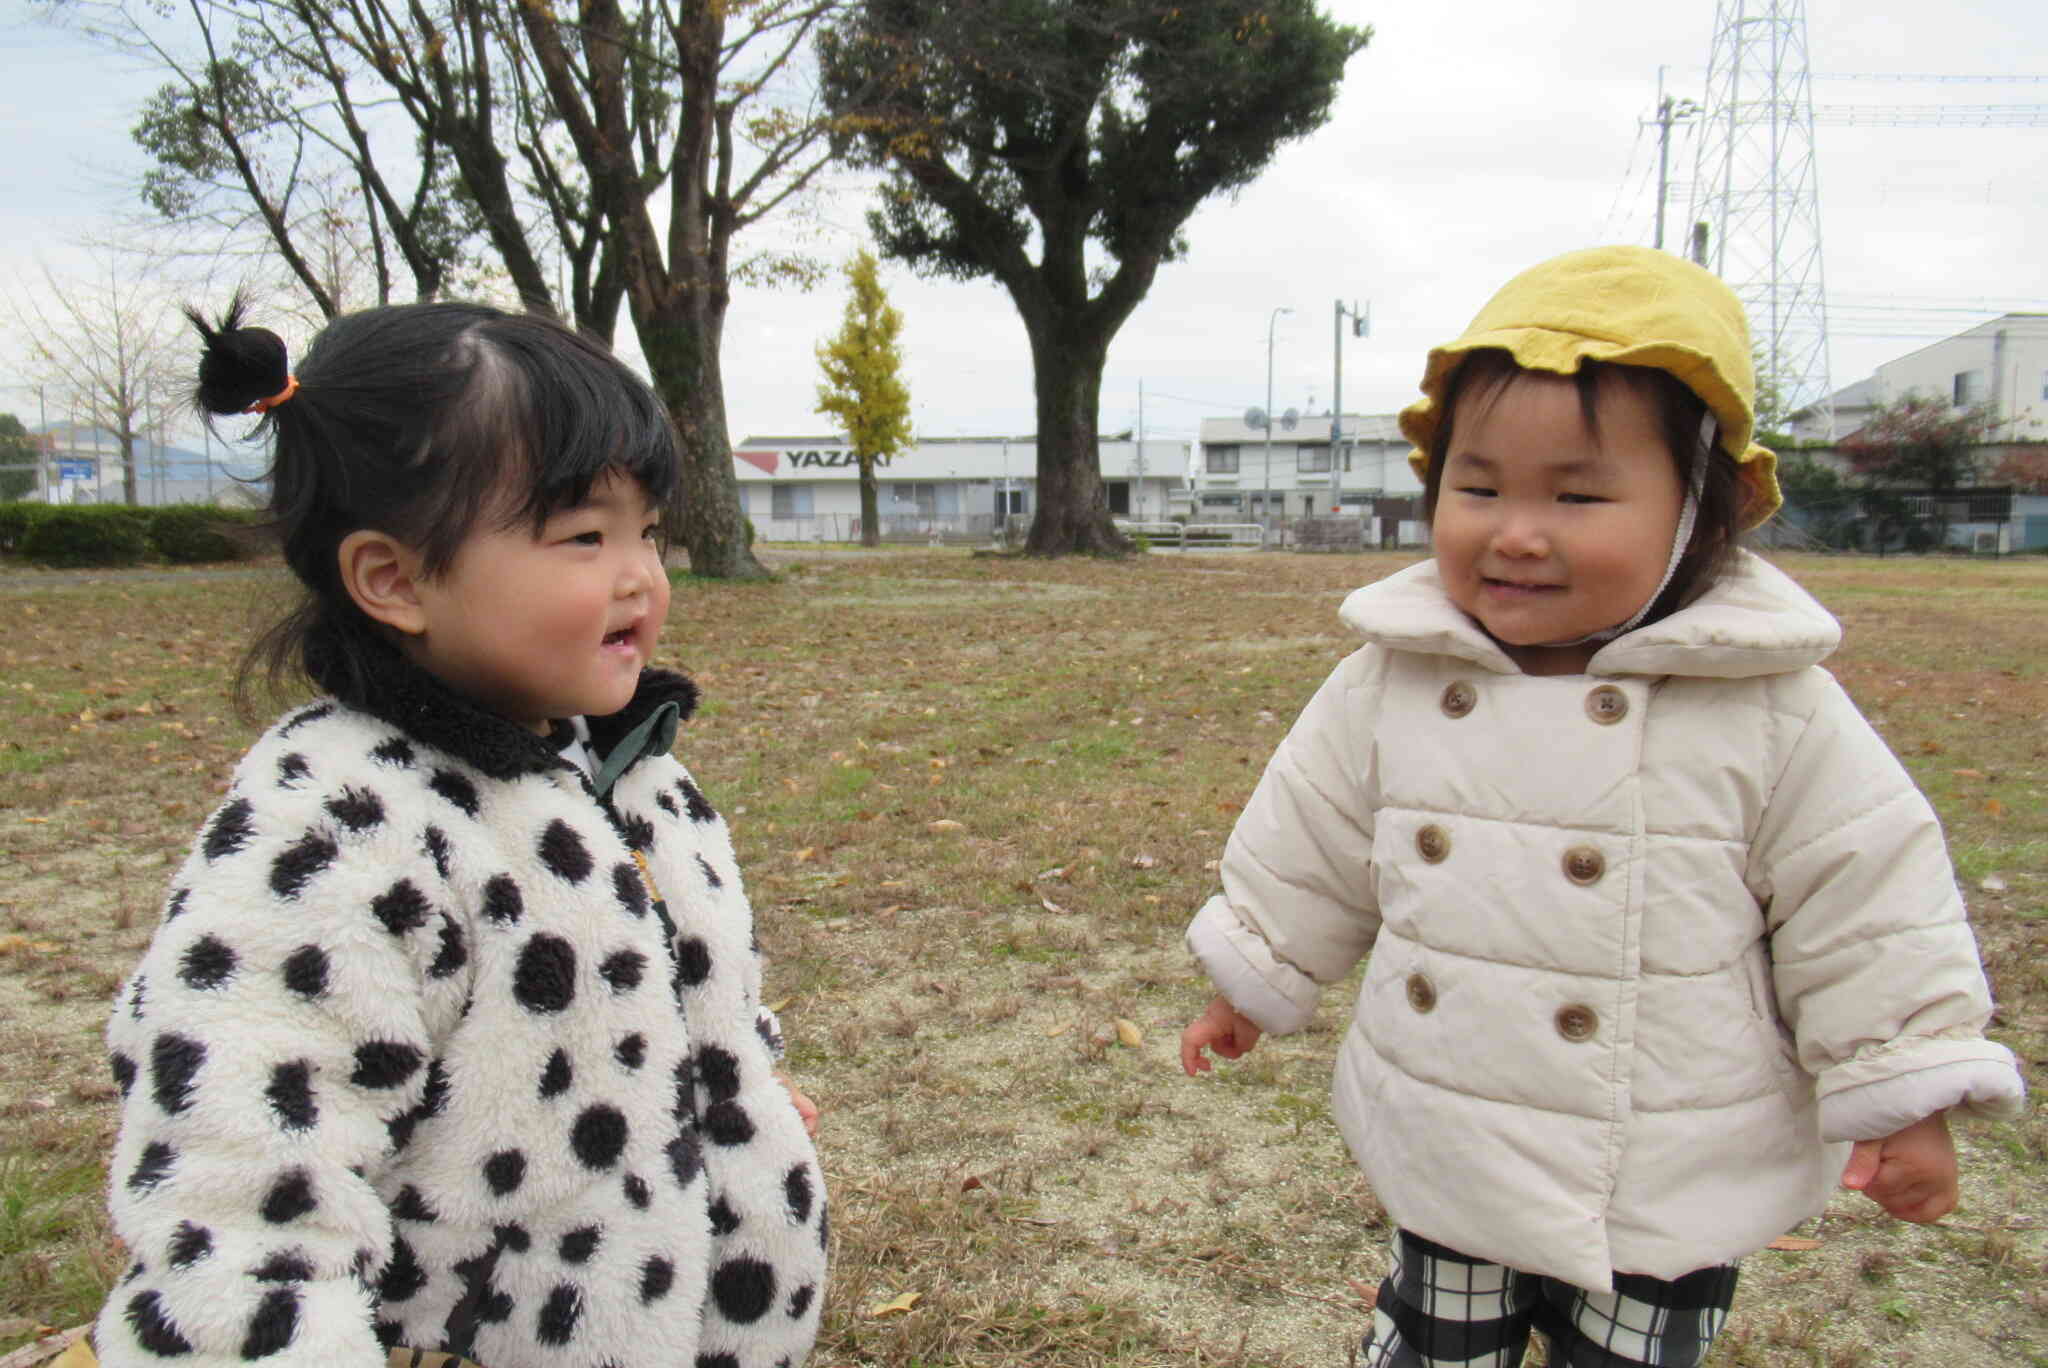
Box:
[1188,552,2024,1291]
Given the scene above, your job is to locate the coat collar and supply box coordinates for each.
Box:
[333,625,699,782]
[1340,550,1840,679]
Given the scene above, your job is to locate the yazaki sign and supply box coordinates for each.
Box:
[733,447,896,476]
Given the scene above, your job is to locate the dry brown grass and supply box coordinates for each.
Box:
[1,549,2042,1367]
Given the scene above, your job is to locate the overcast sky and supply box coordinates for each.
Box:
[4,0,2045,452]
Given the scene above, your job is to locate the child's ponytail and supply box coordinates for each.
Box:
[186,296,294,420]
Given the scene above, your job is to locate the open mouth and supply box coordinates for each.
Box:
[602,626,636,648]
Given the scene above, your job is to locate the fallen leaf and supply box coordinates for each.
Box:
[1979,874,2008,893]
[927,819,964,833]
[1951,768,1984,779]
[792,847,816,863]
[867,1291,921,1318]
[1981,798,2005,817]
[1040,897,1068,915]
[1045,1023,1071,1038]
[1767,1236,1821,1252]
[1918,740,1943,755]
[960,1175,984,1192]
[1114,1018,1143,1048]
[1348,1278,1380,1309]
[49,1337,96,1368]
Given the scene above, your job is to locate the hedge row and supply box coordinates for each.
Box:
[0,502,265,568]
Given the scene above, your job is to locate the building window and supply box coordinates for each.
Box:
[1953,370,1983,406]
[771,484,813,519]
[1206,445,1240,474]
[1199,492,1244,510]
[1297,447,1332,473]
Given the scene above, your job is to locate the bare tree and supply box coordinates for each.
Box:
[8,250,188,506]
[39,0,843,577]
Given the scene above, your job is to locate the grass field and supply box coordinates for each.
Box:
[1,548,2042,1367]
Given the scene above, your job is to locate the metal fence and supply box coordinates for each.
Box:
[1764,488,2048,556]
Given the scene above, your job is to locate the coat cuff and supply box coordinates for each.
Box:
[1817,1038,2026,1142]
[1186,896,1320,1036]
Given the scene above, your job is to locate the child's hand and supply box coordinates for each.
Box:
[776,1071,820,1137]
[1840,1110,1956,1223]
[1180,995,1263,1076]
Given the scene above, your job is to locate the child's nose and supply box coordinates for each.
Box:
[1491,508,1550,557]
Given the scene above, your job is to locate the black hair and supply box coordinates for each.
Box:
[1419,349,1744,627]
[187,295,682,714]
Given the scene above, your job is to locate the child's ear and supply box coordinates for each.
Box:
[337,531,429,636]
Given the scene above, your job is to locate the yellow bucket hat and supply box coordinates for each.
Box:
[1398,246,1781,528]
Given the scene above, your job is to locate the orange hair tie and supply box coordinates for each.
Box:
[244,375,299,415]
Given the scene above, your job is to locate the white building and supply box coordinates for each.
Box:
[1186,412,1428,542]
[732,433,1189,541]
[1798,313,2048,442]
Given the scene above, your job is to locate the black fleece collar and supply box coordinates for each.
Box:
[342,628,699,782]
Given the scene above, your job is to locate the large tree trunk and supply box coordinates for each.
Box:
[1023,324,1130,556]
[641,293,768,580]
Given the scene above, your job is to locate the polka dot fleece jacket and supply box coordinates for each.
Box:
[94,647,826,1368]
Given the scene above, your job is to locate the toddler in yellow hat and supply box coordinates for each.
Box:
[1179,247,2024,1366]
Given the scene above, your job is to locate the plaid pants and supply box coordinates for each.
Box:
[1358,1229,1739,1368]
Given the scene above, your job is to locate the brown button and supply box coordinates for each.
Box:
[1555,1004,1599,1042]
[1416,824,1451,863]
[1563,845,1606,885]
[1585,685,1629,725]
[1440,680,1476,719]
[1406,973,1437,1014]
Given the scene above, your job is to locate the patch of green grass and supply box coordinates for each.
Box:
[0,1148,117,1354]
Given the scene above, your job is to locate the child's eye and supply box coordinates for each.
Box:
[570,530,604,546]
[641,523,662,541]
[1453,485,1496,498]
[1557,493,1606,505]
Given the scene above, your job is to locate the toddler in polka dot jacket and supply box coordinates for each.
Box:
[93,298,826,1368]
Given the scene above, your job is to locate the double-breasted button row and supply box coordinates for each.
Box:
[1401,973,1600,1042]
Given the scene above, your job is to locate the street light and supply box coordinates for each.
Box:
[1263,305,1292,538]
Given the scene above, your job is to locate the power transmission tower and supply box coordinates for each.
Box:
[1686,0,1831,435]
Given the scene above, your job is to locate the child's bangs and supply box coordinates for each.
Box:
[479,317,682,531]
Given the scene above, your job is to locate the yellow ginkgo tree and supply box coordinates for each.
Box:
[815,249,914,548]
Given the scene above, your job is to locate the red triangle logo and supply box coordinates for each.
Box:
[734,449,778,475]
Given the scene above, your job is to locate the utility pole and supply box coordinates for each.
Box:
[1332,300,1368,527]
[1136,380,1146,518]
[1262,305,1292,540]
[1648,67,1701,251]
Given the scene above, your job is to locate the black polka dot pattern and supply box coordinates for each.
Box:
[710,1256,775,1323]
[351,1041,423,1089]
[269,831,339,900]
[427,915,468,978]
[639,1256,675,1304]
[250,1250,314,1283]
[372,880,431,936]
[482,874,524,925]
[377,1236,428,1302]
[599,949,647,994]
[266,1060,318,1131]
[392,1185,439,1223]
[241,1286,300,1359]
[429,768,480,817]
[622,1173,651,1210]
[277,753,312,788]
[422,824,452,879]
[277,702,333,735]
[324,786,385,833]
[537,1284,583,1344]
[150,1033,205,1114]
[570,1105,628,1170]
[281,944,329,998]
[674,937,712,988]
[178,935,237,990]
[513,935,577,1013]
[483,1150,527,1196]
[612,862,648,917]
[558,1226,602,1264]
[786,1283,815,1319]
[540,820,594,884]
[203,798,255,860]
[539,1048,574,1099]
[110,1050,137,1096]
[128,1141,175,1192]
[126,1290,192,1355]
[261,1168,317,1224]
[167,1221,212,1268]
[163,887,190,921]
[372,736,416,768]
[696,854,723,890]
[784,1164,813,1224]
[614,1034,646,1070]
[666,1134,703,1189]
[677,780,716,824]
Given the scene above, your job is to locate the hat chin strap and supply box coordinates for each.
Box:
[1538,413,1713,650]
